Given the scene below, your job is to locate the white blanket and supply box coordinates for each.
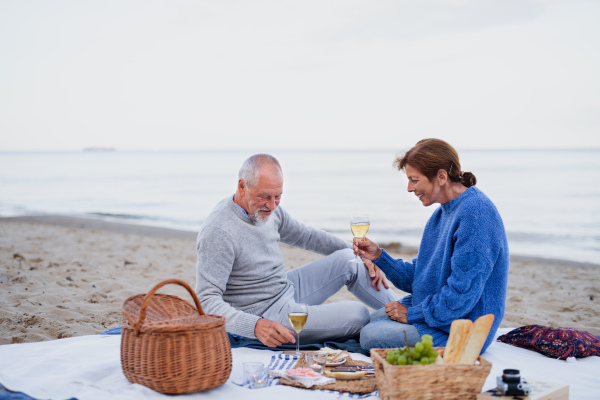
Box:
[1,329,599,400]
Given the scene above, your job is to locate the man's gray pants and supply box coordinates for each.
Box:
[261,248,400,343]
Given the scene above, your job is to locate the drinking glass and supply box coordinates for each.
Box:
[305,351,328,374]
[349,214,370,263]
[243,362,268,388]
[287,303,308,356]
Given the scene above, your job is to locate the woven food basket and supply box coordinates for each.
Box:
[120,279,232,394]
[371,348,491,400]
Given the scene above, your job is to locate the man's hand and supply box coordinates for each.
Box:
[364,259,390,291]
[254,318,296,348]
[385,301,408,323]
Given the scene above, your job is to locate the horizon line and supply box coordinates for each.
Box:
[1,147,600,153]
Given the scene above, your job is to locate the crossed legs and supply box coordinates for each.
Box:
[276,248,400,343]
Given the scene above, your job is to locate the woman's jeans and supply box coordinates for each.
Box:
[359,307,421,350]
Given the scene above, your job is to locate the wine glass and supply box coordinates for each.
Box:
[349,214,370,263]
[287,303,308,356]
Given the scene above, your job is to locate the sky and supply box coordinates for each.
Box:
[1,0,599,151]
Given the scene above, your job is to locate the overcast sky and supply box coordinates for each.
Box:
[1,0,599,151]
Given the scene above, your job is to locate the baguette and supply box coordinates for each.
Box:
[444,319,473,364]
[456,314,495,364]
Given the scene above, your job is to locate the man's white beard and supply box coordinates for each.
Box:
[250,207,272,224]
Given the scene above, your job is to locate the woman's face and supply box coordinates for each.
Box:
[404,164,442,207]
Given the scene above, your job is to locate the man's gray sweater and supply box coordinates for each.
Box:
[195,196,350,338]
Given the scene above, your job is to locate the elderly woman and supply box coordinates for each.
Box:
[356,138,509,354]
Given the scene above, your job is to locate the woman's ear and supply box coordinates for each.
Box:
[437,169,448,185]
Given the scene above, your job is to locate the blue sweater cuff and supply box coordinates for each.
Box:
[373,249,396,273]
[407,303,426,324]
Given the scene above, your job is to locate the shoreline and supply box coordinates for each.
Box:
[2,215,598,268]
[1,215,598,345]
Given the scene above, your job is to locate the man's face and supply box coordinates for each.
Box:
[238,164,283,223]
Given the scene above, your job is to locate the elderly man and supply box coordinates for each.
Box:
[195,154,399,347]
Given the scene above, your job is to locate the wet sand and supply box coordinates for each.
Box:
[1,216,598,345]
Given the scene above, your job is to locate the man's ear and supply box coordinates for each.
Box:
[237,179,246,194]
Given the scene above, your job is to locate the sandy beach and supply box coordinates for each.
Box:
[1,215,599,346]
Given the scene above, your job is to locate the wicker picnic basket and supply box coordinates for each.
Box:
[120,279,232,394]
[371,348,491,400]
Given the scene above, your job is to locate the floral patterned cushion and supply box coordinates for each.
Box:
[497,325,600,359]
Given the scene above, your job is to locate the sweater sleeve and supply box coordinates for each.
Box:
[277,207,351,255]
[195,226,260,338]
[374,249,416,293]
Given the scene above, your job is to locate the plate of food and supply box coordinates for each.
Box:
[325,370,369,380]
[285,368,321,381]
[320,348,349,366]
[325,358,347,366]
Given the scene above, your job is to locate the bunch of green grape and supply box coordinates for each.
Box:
[385,334,438,365]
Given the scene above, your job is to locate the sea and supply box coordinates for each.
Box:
[1,149,599,265]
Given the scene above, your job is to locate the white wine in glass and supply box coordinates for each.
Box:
[349,214,370,263]
[287,303,308,356]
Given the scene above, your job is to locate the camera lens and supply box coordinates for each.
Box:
[502,369,521,383]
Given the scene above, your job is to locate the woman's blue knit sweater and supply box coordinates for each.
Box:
[374,186,509,352]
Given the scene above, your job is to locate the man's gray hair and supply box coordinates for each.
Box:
[239,154,282,187]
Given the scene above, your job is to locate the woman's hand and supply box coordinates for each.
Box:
[363,259,390,291]
[353,236,382,261]
[385,301,408,323]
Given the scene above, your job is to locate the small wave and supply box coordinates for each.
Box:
[84,212,202,231]
[87,212,146,220]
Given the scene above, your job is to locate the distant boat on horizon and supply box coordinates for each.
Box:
[83,146,115,152]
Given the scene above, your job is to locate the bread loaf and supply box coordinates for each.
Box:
[456,314,495,364]
[444,319,473,364]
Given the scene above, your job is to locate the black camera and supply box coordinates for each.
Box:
[496,369,531,396]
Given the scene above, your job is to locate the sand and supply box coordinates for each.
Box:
[1,216,599,345]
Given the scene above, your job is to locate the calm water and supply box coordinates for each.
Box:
[1,150,599,264]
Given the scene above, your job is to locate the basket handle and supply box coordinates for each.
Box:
[134,278,205,335]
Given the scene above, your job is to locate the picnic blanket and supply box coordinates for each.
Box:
[101,327,368,354]
[1,329,599,400]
